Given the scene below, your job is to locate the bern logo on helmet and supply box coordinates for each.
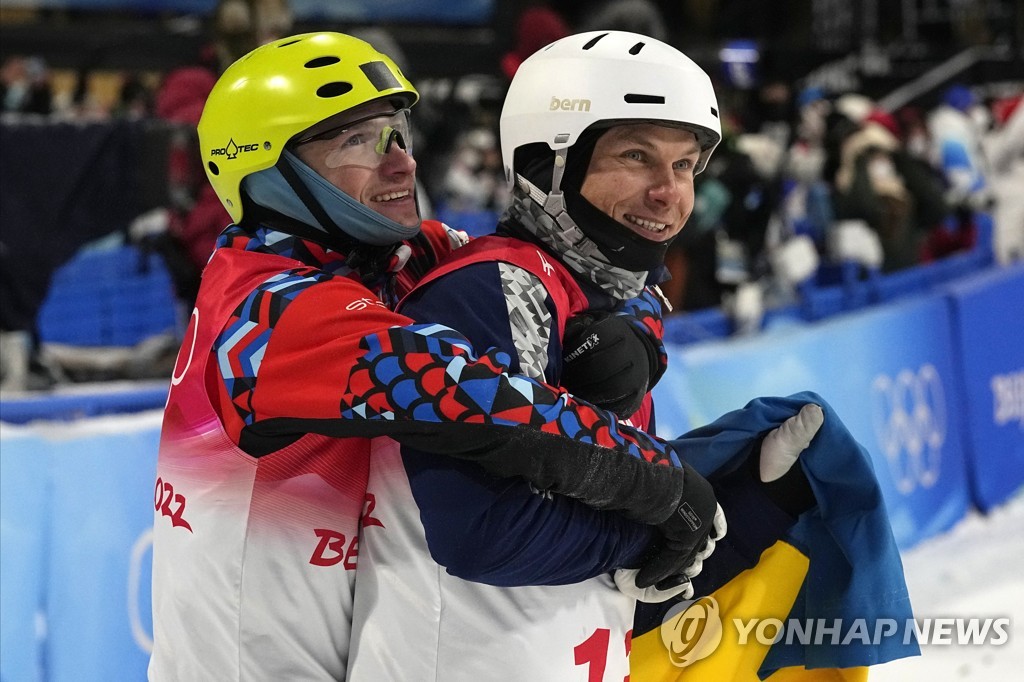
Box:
[549,96,591,112]
[210,138,261,160]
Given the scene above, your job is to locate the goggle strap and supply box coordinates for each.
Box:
[277,155,352,249]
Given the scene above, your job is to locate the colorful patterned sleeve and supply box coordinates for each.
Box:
[213,269,687,526]
[391,260,657,584]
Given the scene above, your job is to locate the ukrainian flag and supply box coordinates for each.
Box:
[632,393,919,680]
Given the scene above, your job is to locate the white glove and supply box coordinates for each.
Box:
[443,224,471,249]
[759,403,824,482]
[681,502,727,578]
[614,567,694,603]
[615,502,727,603]
[618,406,821,604]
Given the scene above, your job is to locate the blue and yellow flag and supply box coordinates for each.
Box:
[632,392,919,680]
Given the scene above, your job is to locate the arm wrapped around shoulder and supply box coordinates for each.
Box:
[475,426,724,589]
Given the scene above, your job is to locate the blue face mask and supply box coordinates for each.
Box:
[241,149,420,247]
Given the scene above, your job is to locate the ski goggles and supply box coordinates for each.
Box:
[292,108,413,170]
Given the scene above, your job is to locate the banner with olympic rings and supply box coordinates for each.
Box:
[944,264,1024,512]
[656,295,974,550]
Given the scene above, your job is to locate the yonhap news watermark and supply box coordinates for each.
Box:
[660,597,1012,667]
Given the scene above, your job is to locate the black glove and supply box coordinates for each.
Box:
[561,311,660,418]
[635,460,722,589]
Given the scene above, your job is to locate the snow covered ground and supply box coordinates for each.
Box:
[870,491,1024,680]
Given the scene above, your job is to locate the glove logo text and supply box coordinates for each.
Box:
[564,333,599,363]
[676,502,702,531]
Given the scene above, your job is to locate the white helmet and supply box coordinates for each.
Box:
[500,30,722,190]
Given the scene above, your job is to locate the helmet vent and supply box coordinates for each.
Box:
[710,107,719,118]
[277,39,301,48]
[582,33,608,50]
[316,82,354,98]
[208,161,219,176]
[360,61,402,92]
[624,94,664,104]
[629,42,645,55]
[305,56,341,69]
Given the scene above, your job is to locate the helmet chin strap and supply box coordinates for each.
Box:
[523,148,585,234]
[276,148,349,248]
[247,151,416,281]
[517,168,592,248]
[543,148,567,204]
[518,148,673,273]
[276,149,420,246]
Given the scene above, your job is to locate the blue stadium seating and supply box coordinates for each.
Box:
[664,305,733,345]
[434,204,502,238]
[37,244,179,347]
[667,222,995,346]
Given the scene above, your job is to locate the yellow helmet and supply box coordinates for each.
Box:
[198,32,419,223]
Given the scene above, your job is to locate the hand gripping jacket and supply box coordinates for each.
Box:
[149,221,692,681]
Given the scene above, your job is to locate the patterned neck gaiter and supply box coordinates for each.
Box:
[503,192,647,300]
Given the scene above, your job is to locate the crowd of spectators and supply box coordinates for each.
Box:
[415,5,1023,322]
[1,1,1021,389]
[427,58,1020,322]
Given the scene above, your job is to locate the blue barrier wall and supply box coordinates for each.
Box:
[654,292,973,549]
[0,415,161,682]
[943,265,1024,512]
[0,382,169,425]
[1,264,1022,681]
[0,429,50,681]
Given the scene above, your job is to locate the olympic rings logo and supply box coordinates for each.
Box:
[170,308,199,387]
[870,364,946,495]
[128,528,154,653]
